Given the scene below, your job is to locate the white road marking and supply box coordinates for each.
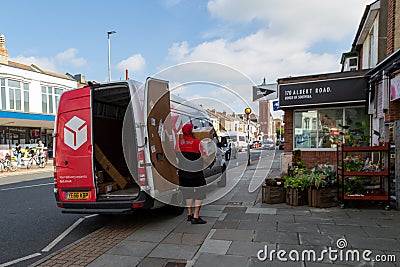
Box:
[0,182,53,191]
[0,253,41,267]
[42,214,98,252]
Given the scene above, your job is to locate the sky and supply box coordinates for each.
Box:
[2,0,373,116]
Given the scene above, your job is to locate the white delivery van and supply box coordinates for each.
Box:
[219,131,247,152]
[53,78,226,214]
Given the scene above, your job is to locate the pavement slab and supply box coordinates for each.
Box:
[199,239,231,254]
[105,240,157,257]
[227,241,276,258]
[162,232,207,245]
[193,253,249,267]
[86,254,142,267]
[211,229,255,242]
[125,229,171,243]
[148,243,200,260]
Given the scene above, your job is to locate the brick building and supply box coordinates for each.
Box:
[277,0,400,208]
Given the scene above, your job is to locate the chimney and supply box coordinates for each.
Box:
[0,34,9,64]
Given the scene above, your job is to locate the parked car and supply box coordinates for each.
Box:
[261,139,275,150]
[219,141,238,161]
[249,140,261,149]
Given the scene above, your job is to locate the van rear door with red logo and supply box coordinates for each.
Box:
[54,86,95,203]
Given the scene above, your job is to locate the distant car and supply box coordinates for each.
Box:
[249,140,261,149]
[261,139,275,150]
[220,142,237,161]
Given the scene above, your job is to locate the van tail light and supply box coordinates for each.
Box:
[137,150,147,186]
[53,157,58,188]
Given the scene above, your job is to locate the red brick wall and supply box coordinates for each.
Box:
[300,151,338,169]
[387,0,395,55]
[386,99,400,122]
[283,109,293,152]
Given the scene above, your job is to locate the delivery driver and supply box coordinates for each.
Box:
[176,123,207,224]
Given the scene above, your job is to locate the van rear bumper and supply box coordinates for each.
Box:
[56,191,154,214]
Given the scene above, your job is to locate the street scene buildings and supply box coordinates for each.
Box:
[1,1,400,267]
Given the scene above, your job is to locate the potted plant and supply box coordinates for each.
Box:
[262,177,286,204]
[307,163,338,208]
[343,155,364,172]
[284,175,309,206]
[354,120,371,146]
[339,124,354,147]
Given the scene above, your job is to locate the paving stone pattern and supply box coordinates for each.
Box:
[31,152,400,266]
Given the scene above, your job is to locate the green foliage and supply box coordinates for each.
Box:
[344,177,364,195]
[343,155,363,172]
[308,163,337,189]
[284,175,310,191]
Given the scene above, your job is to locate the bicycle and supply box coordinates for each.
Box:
[0,154,17,172]
[26,153,47,169]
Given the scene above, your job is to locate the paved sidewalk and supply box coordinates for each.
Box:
[33,151,400,267]
[0,160,53,185]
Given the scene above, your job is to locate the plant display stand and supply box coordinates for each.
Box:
[308,187,338,208]
[286,188,308,206]
[262,185,286,204]
[337,143,390,210]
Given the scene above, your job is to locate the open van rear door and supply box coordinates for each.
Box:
[54,87,95,202]
[145,78,179,193]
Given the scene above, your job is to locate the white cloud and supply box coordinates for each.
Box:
[161,0,374,112]
[10,48,86,72]
[117,54,146,73]
[207,0,372,41]
[55,48,86,67]
[10,55,56,71]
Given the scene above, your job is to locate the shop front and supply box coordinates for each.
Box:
[0,111,54,159]
[277,70,370,169]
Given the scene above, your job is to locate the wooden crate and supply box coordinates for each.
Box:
[262,185,286,204]
[308,187,338,208]
[286,188,308,206]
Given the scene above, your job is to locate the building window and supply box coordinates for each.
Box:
[23,83,29,112]
[8,79,22,110]
[54,88,63,113]
[294,107,369,149]
[42,86,64,114]
[41,86,48,113]
[0,78,5,110]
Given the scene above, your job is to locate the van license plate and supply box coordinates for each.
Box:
[67,192,89,200]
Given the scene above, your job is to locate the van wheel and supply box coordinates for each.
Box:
[217,170,227,187]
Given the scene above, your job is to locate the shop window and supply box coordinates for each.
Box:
[294,107,369,149]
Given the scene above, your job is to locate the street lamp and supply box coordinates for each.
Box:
[245,107,251,165]
[107,31,116,82]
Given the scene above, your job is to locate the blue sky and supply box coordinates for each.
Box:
[2,0,373,114]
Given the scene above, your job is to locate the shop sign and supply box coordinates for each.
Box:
[279,76,368,108]
[390,74,400,101]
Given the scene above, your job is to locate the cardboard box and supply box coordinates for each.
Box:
[94,144,127,189]
[98,182,118,194]
[192,126,215,140]
[96,171,104,184]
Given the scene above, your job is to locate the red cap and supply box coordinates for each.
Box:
[182,123,193,135]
